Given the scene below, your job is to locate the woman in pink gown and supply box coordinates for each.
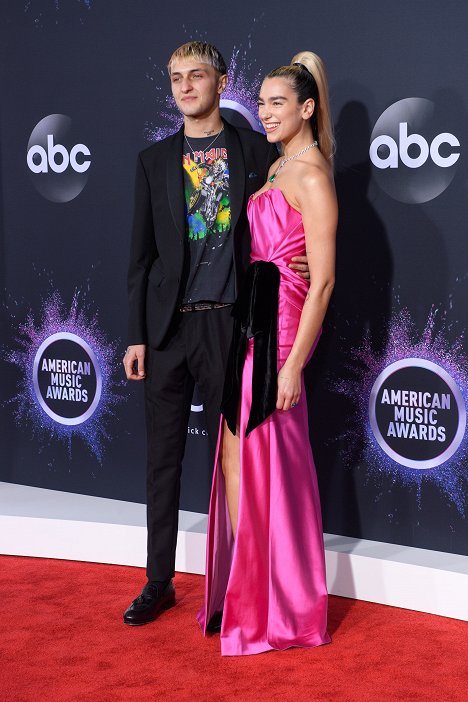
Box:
[198,51,337,656]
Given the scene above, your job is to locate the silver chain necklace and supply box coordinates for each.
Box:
[268,140,318,183]
[184,125,224,157]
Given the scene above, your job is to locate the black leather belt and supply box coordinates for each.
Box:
[179,302,232,312]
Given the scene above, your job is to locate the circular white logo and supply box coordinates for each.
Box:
[33,332,102,425]
[369,98,460,203]
[27,114,91,202]
[369,358,466,469]
[220,99,262,133]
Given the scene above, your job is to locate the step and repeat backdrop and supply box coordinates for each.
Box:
[1,1,467,556]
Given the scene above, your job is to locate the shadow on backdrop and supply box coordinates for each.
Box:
[306,94,392,556]
[309,84,464,556]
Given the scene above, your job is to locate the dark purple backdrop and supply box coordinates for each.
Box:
[1,0,467,556]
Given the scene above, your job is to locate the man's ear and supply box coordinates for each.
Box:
[218,73,228,94]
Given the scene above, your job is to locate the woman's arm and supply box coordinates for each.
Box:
[276,167,337,411]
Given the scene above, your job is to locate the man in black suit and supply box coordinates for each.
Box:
[123,41,308,625]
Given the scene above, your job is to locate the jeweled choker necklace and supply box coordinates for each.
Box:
[268,141,318,183]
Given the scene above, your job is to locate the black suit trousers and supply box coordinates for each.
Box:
[144,306,234,581]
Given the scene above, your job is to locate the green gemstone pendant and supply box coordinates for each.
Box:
[266,141,318,186]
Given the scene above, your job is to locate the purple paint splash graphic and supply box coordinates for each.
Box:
[3,290,125,463]
[333,308,467,514]
[144,29,265,142]
[221,46,264,131]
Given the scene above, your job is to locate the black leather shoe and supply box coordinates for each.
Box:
[123,581,176,626]
[206,610,223,633]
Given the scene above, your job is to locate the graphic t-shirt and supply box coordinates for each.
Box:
[181,132,235,304]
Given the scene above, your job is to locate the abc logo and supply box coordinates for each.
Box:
[369,98,460,204]
[28,136,90,174]
[27,114,91,203]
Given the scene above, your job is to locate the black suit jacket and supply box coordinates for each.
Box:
[127,119,277,349]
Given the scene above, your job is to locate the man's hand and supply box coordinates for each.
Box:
[289,255,310,280]
[123,344,146,381]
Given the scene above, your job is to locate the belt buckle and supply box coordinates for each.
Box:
[180,301,230,313]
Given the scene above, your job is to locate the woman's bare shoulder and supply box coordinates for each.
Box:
[291,159,334,204]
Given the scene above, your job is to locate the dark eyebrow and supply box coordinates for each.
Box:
[258,95,287,103]
[171,68,207,78]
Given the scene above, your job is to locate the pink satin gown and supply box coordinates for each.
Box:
[198,188,331,656]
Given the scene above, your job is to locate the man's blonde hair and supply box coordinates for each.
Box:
[167,41,227,75]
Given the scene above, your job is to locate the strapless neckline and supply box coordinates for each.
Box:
[249,187,301,215]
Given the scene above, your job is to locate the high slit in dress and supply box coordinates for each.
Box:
[197,188,331,656]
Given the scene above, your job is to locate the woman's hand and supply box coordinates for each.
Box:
[277,363,301,411]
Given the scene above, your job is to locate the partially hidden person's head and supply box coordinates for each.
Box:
[167,41,228,121]
[259,51,334,165]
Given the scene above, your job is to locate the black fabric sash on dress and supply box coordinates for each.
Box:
[221,260,280,437]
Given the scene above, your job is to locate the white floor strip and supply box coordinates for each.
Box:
[1,482,467,620]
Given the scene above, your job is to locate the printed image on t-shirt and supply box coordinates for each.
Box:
[183,146,231,239]
[181,133,235,305]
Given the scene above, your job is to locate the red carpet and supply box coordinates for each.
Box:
[0,556,466,702]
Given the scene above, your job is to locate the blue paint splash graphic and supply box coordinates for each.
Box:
[3,289,125,463]
[332,308,467,514]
